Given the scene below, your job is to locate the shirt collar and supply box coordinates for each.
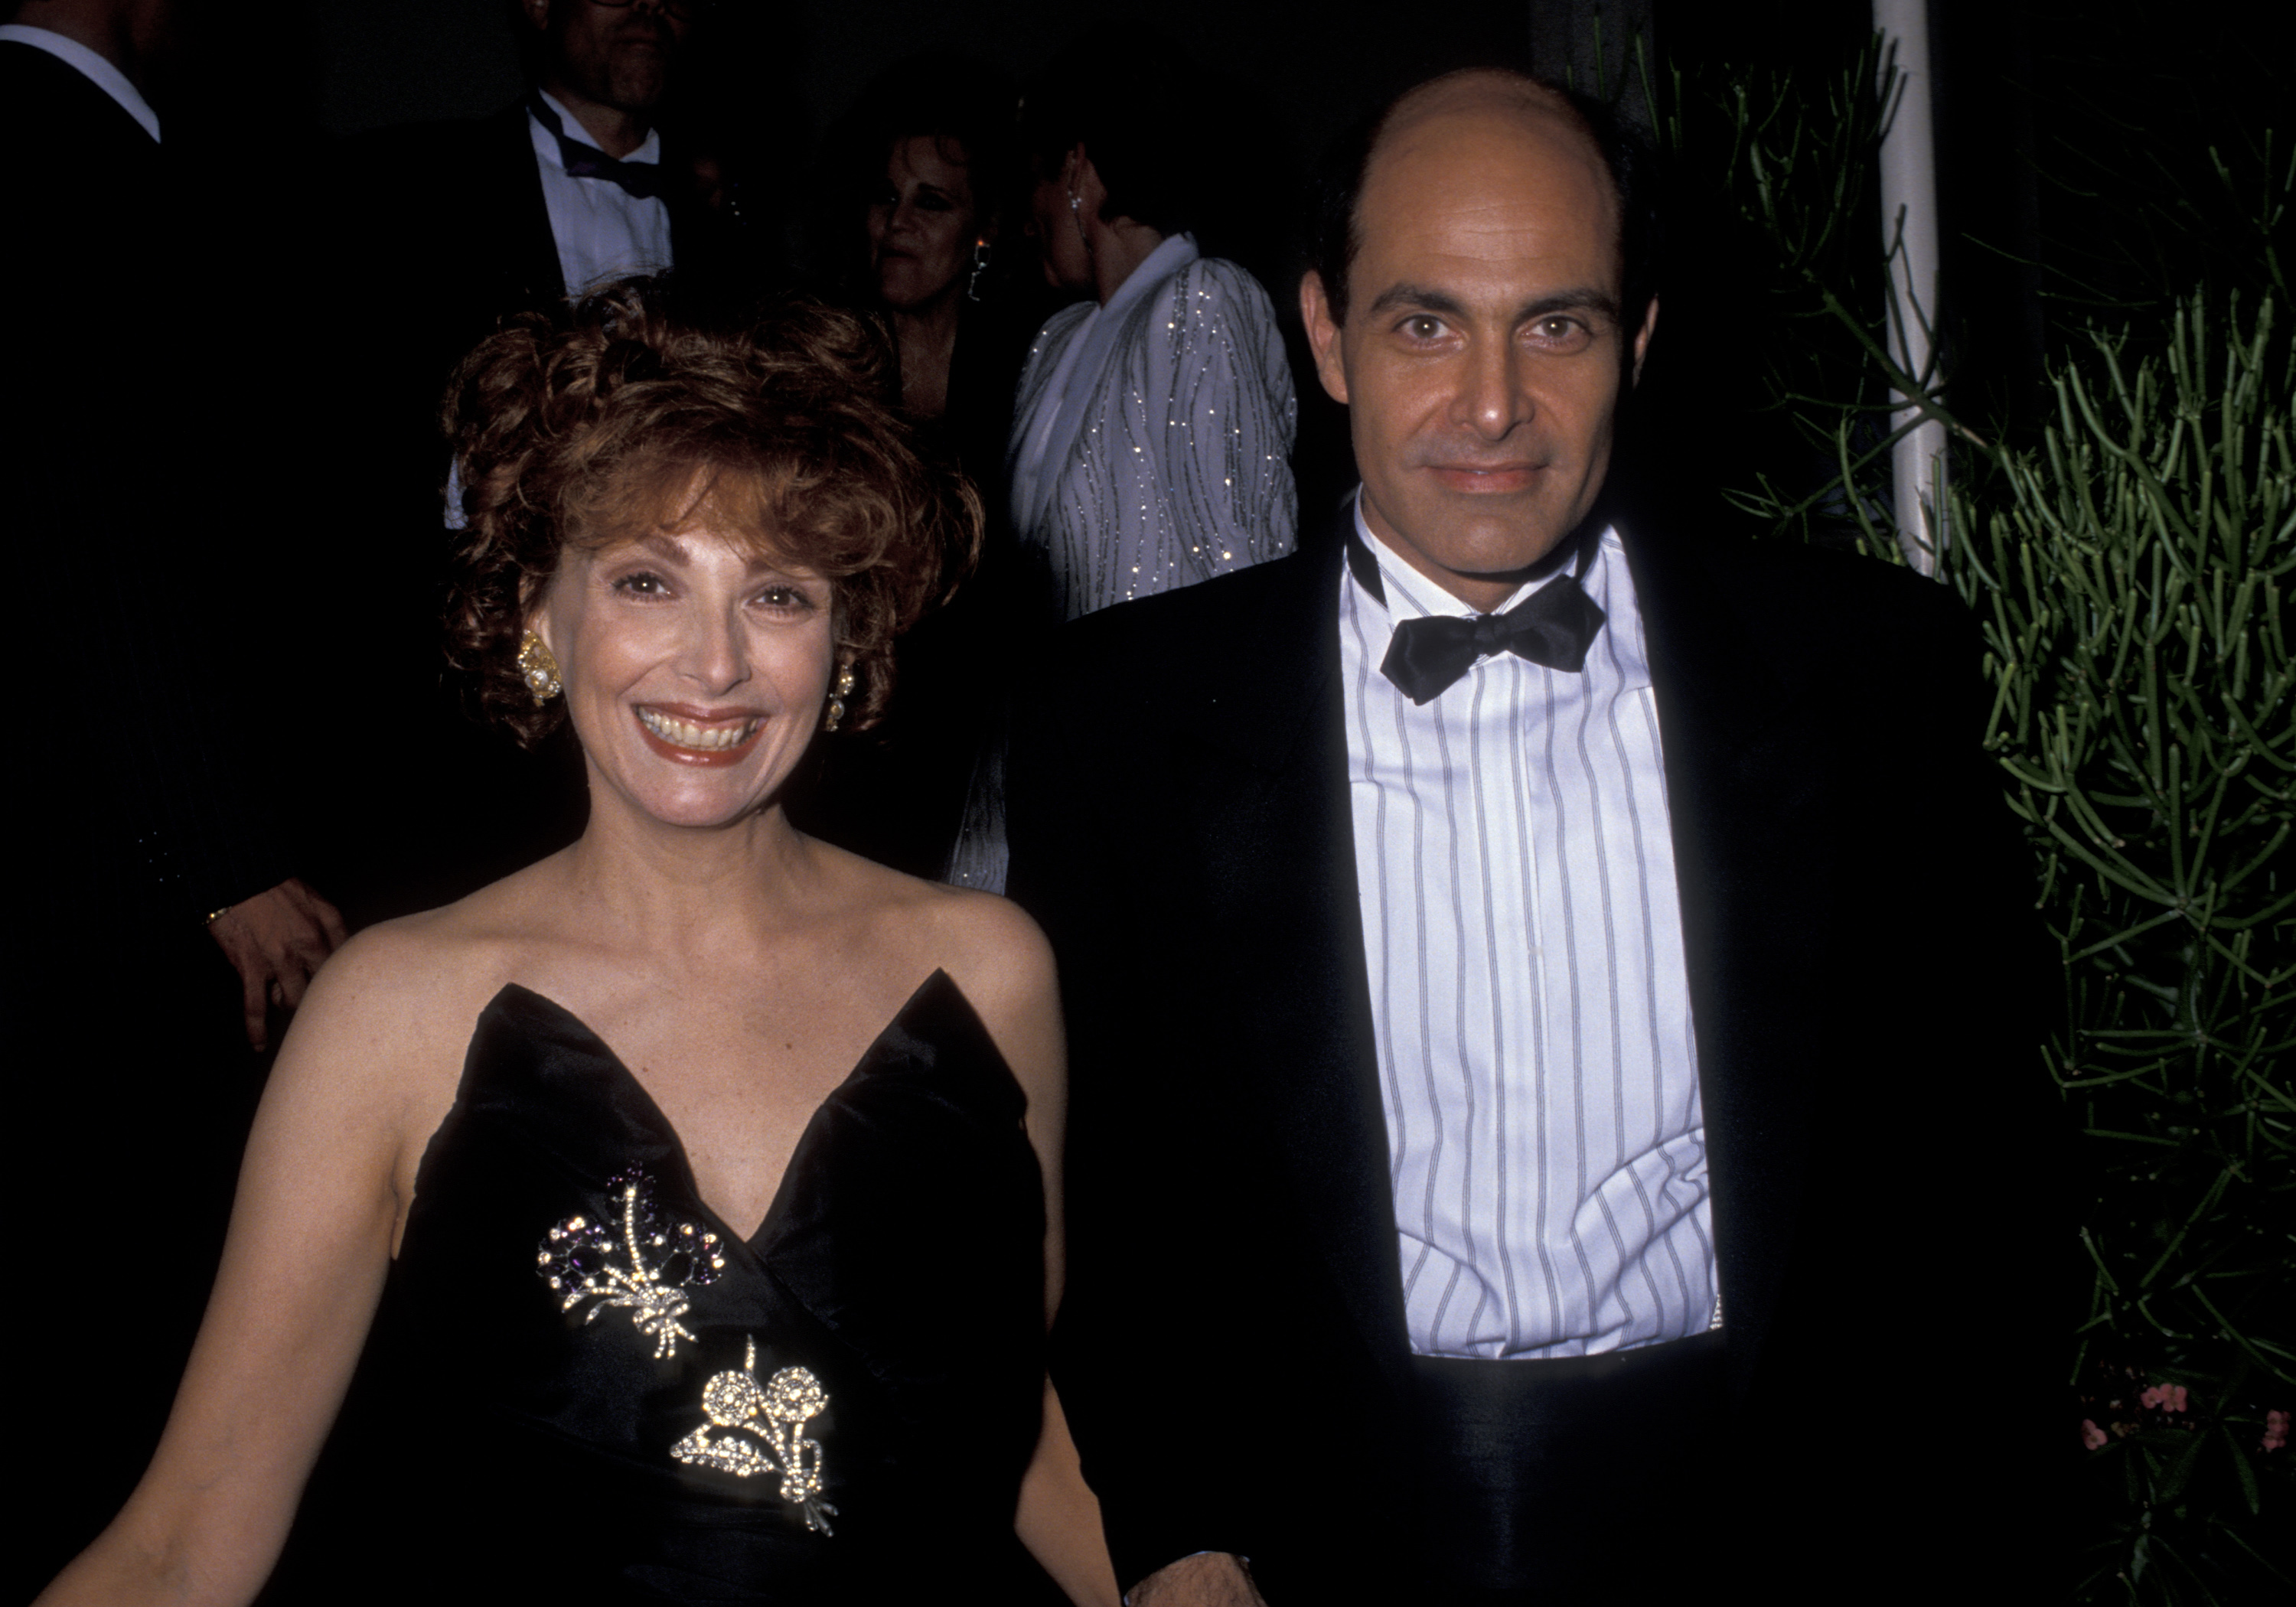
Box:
[530,89,662,171]
[1099,231,1200,321]
[0,24,161,142]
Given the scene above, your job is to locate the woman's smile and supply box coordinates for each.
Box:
[634,704,768,765]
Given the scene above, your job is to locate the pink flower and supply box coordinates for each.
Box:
[2082,1419,2109,1451]
[2265,1410,2288,1452]
[2140,1383,2189,1413]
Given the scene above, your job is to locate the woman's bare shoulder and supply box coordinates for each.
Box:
[814,846,1051,982]
[272,875,553,1103]
[804,843,1059,1068]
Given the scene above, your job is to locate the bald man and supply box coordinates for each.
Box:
[1011,70,2056,1605]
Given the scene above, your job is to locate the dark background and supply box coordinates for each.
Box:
[159,0,2286,489]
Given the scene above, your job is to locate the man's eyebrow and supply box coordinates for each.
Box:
[1519,287,1622,324]
[1363,283,1623,324]
[1365,282,1469,318]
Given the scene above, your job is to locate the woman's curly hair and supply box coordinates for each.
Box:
[443,279,979,746]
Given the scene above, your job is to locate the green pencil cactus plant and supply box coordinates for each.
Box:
[1643,42,2294,1602]
[1943,292,2292,1602]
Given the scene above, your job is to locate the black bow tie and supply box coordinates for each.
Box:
[1346,523,1607,705]
[527,94,667,200]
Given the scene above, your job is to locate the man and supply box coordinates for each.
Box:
[320,0,753,924]
[2,0,346,1048]
[345,0,738,387]
[3,3,346,1591]
[1010,70,2056,1604]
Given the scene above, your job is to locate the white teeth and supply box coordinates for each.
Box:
[638,709,758,751]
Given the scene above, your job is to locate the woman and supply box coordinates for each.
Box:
[1003,34,1299,623]
[39,285,1118,1605]
[944,35,1300,892]
[800,62,1045,883]
[866,112,990,425]
[845,57,1034,485]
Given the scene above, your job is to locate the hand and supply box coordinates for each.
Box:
[1127,1553,1266,1607]
[207,878,348,1051]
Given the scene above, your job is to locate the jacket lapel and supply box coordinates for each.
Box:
[1622,517,1836,1401]
[491,102,567,305]
[1171,531,1414,1392]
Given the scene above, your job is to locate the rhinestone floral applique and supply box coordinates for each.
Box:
[671,1335,837,1534]
[536,1167,727,1360]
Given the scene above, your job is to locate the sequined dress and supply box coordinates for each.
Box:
[262,971,1047,1603]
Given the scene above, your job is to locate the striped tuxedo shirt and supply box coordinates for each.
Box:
[1341,503,1720,1359]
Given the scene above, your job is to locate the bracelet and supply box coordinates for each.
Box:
[205,905,236,925]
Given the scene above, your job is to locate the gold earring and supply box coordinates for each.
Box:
[517,631,563,704]
[823,663,856,732]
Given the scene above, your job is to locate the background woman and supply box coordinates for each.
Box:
[39,285,1117,1606]
[1003,31,1299,624]
[800,58,1045,881]
[836,56,1038,493]
[945,32,1300,892]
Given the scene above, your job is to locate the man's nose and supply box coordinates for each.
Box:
[1456,339,1531,440]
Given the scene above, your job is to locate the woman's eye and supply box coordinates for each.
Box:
[612,571,669,597]
[915,190,956,213]
[755,585,814,611]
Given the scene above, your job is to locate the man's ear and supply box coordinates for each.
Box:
[1629,295,1659,388]
[1300,272,1350,406]
[522,0,551,30]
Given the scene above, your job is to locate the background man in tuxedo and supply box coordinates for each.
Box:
[2,0,346,1045]
[3,1,347,1591]
[320,0,753,926]
[1010,69,2056,1604]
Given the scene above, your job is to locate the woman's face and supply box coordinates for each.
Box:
[866,135,978,314]
[532,516,837,832]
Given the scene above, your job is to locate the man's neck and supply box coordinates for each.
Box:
[537,76,651,160]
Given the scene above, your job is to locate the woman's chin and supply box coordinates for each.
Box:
[588,768,789,836]
[879,272,957,313]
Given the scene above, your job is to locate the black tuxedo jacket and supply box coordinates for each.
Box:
[305,102,764,922]
[2,41,292,932]
[1008,502,2062,1600]
[336,101,745,471]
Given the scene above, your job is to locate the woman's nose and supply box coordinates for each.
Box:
[685,607,749,693]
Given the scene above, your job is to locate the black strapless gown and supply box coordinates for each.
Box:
[263,971,1047,1603]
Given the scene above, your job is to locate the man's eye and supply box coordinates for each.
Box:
[1400,315,1446,341]
[1530,316,1595,351]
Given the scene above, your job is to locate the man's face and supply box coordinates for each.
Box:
[1303,87,1656,609]
[530,0,689,115]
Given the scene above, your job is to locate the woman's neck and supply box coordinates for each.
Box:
[889,291,962,421]
[1092,219,1169,306]
[553,793,821,960]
